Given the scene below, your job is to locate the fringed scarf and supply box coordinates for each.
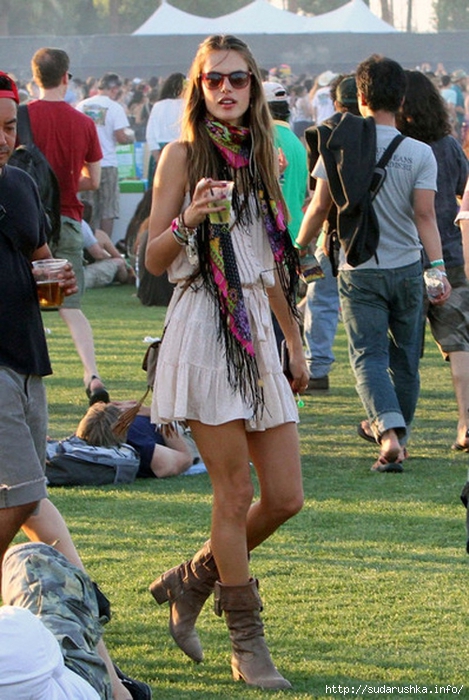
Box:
[197,117,299,417]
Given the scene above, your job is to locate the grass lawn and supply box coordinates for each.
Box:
[16,284,469,699]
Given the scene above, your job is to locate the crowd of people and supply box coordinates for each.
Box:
[2,37,469,699]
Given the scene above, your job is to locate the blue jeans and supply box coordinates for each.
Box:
[338,261,423,441]
[303,248,340,379]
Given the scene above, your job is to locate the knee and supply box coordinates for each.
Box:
[213,474,254,522]
[266,490,304,526]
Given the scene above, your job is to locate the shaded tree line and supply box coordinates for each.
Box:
[0,0,467,36]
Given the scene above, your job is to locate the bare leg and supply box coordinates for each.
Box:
[22,499,132,700]
[449,351,469,447]
[379,428,400,462]
[188,420,253,586]
[0,501,38,591]
[58,307,103,389]
[99,218,115,237]
[21,499,83,568]
[188,420,304,582]
[246,422,304,551]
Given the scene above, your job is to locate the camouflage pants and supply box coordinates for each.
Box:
[2,542,112,699]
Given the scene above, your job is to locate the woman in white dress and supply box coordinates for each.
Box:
[145,34,308,690]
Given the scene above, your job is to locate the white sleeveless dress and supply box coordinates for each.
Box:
[151,204,298,431]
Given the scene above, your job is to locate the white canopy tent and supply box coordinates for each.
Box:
[203,0,314,34]
[133,0,212,35]
[133,0,398,36]
[307,0,398,33]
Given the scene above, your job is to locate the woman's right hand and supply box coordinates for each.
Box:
[183,177,231,228]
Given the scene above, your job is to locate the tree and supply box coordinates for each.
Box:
[435,0,469,30]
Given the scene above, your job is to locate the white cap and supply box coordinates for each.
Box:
[263,81,288,102]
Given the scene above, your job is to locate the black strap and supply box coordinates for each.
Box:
[16,104,34,146]
[370,134,406,200]
[376,133,406,169]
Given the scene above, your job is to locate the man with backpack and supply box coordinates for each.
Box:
[295,54,451,472]
[22,47,109,406]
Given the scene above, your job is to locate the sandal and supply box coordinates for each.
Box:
[451,430,469,452]
[86,375,110,406]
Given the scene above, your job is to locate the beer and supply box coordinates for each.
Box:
[36,280,64,310]
[32,258,68,311]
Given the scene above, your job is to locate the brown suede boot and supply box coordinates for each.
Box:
[149,541,218,662]
[214,579,292,690]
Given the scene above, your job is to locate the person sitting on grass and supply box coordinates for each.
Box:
[0,541,152,700]
[82,201,135,290]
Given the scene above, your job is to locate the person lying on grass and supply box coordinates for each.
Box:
[76,401,202,479]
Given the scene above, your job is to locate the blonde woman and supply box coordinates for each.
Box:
[145,35,307,689]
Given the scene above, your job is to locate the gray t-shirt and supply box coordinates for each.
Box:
[314,124,438,270]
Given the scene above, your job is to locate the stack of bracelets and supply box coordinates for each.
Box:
[171,213,197,246]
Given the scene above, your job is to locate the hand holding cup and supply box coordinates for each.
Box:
[32,258,76,310]
[208,181,234,224]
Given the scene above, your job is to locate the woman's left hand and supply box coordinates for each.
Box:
[288,346,310,394]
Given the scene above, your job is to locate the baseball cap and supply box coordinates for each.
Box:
[0,71,19,104]
[263,81,288,103]
[98,72,122,90]
[336,76,357,107]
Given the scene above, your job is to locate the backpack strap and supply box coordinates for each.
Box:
[16,104,34,146]
[370,134,406,200]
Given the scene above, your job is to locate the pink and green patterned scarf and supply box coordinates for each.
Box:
[199,118,298,416]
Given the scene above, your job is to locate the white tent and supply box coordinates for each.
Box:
[133,0,398,36]
[306,0,398,33]
[133,0,212,35]
[206,0,314,35]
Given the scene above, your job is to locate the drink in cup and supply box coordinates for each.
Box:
[32,258,68,310]
[208,181,234,224]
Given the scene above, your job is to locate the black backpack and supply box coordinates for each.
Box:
[10,104,61,245]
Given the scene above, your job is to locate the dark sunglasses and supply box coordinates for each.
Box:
[200,71,251,91]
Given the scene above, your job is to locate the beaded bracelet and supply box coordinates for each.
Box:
[429,258,445,268]
[171,217,188,246]
[171,216,197,246]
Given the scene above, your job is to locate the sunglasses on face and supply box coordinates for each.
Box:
[200,71,252,90]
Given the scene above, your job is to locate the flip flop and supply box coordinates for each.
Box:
[371,447,408,473]
[357,420,377,444]
[371,455,404,473]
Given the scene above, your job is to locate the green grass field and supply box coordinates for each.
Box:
[17,284,469,699]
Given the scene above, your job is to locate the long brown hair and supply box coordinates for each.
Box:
[182,34,284,207]
[398,70,452,144]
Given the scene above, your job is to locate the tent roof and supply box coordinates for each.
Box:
[133,0,398,36]
[133,0,211,35]
[307,0,398,33]
[208,0,313,35]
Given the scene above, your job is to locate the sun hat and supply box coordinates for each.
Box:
[451,69,467,82]
[317,70,337,87]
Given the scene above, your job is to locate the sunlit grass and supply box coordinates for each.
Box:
[16,285,469,699]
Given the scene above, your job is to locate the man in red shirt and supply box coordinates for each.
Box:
[27,47,109,405]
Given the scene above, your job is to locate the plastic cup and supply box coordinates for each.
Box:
[208,181,234,225]
[32,258,68,310]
